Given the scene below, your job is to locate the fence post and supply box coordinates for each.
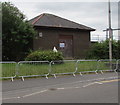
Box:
[76,60,83,76]
[96,60,103,74]
[50,61,57,78]
[94,60,98,74]
[72,60,77,77]
[15,62,19,78]
[0,61,17,81]
[45,61,51,79]
[45,61,57,79]
[114,59,120,73]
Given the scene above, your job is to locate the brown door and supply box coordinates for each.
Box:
[59,35,73,58]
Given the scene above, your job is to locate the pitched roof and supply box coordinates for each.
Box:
[29,13,95,31]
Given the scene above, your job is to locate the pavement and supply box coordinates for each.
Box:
[1,72,120,103]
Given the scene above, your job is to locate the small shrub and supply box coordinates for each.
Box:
[25,50,64,61]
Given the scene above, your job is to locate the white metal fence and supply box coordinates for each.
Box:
[75,60,98,75]
[0,61,16,81]
[50,60,77,77]
[0,59,119,81]
[97,59,117,74]
[115,59,120,72]
[18,61,50,81]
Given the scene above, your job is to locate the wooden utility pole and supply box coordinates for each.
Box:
[108,0,112,64]
[108,0,113,70]
[103,1,120,70]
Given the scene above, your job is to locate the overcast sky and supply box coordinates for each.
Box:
[2,0,119,41]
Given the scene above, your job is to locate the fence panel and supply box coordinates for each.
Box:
[18,61,50,81]
[115,59,120,72]
[75,60,98,75]
[1,59,118,81]
[0,62,16,81]
[97,59,117,73]
[50,60,77,77]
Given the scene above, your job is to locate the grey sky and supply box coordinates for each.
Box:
[2,0,119,41]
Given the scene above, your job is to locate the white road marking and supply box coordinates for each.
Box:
[94,82,103,84]
[22,89,48,98]
[57,88,65,90]
[2,96,20,100]
[75,87,80,88]
[83,82,96,87]
[82,82,103,88]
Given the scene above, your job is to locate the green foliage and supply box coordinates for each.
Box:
[2,2,36,61]
[25,50,64,61]
[86,40,120,59]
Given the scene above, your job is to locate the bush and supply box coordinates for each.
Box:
[86,40,120,59]
[25,50,64,61]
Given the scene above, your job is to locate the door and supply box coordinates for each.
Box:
[59,35,73,58]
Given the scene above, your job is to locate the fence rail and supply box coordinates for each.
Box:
[0,61,17,81]
[0,59,119,81]
[97,59,117,74]
[50,60,77,77]
[18,61,50,81]
[115,59,120,72]
[76,60,98,75]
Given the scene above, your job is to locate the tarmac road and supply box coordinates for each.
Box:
[1,72,120,103]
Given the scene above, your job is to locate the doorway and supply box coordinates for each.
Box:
[59,35,73,58]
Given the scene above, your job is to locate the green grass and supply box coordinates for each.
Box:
[77,61,98,72]
[1,63,16,77]
[51,61,76,74]
[1,61,115,78]
[18,63,49,76]
[98,61,117,71]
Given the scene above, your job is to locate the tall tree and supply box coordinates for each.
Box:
[2,2,36,61]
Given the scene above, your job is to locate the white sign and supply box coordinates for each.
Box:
[60,43,65,48]
[39,32,43,37]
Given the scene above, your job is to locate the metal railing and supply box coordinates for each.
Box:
[97,59,117,74]
[0,59,119,81]
[0,61,16,81]
[18,61,50,81]
[115,59,120,72]
[75,60,98,76]
[50,60,77,77]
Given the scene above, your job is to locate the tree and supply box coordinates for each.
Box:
[2,2,36,61]
[86,40,120,59]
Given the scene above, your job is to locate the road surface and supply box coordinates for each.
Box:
[1,72,119,103]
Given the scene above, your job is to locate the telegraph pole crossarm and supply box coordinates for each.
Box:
[103,28,120,31]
